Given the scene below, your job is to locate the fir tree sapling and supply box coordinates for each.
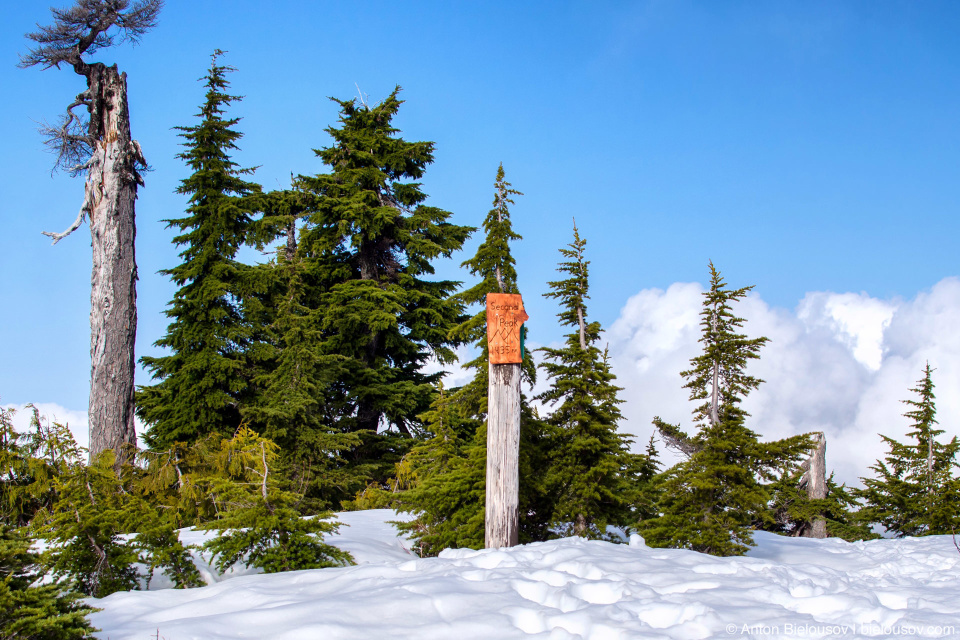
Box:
[765,470,876,541]
[35,446,203,597]
[0,525,98,639]
[393,383,487,555]
[643,262,810,556]
[138,51,262,448]
[535,223,639,538]
[857,364,960,537]
[201,428,353,573]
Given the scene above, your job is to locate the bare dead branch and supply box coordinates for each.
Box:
[42,165,97,244]
[42,208,87,245]
[38,90,95,173]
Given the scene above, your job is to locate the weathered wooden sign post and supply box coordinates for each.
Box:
[485,293,529,549]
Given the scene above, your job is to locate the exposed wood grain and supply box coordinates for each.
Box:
[486,362,521,548]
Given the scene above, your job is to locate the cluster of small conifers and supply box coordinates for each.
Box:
[0,405,352,638]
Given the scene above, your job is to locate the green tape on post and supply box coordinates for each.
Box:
[520,324,526,360]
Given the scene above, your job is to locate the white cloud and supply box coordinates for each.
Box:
[606,277,960,487]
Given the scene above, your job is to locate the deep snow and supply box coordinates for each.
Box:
[89,510,960,639]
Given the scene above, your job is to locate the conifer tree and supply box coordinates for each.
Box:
[643,263,810,556]
[0,525,97,639]
[35,448,202,597]
[536,224,638,538]
[449,163,529,412]
[857,364,960,537]
[138,51,261,448]
[200,428,353,573]
[393,384,487,554]
[293,87,472,438]
[240,190,362,510]
[630,435,663,526]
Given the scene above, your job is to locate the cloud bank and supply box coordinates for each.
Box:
[606,277,960,486]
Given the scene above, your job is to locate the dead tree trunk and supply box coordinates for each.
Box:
[802,431,828,538]
[85,64,141,461]
[486,362,521,548]
[20,0,160,462]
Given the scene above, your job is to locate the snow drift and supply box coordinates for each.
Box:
[89,510,959,639]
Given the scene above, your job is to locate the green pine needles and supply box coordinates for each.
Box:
[858,364,960,536]
[138,50,262,448]
[536,223,638,538]
[200,428,353,573]
[392,165,539,554]
[293,86,473,439]
[644,262,811,556]
[0,525,98,640]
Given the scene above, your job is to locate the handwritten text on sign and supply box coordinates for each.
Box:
[486,293,529,364]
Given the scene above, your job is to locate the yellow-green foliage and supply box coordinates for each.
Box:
[199,427,354,573]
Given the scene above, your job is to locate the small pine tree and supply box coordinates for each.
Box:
[393,384,487,555]
[536,224,638,538]
[35,447,203,596]
[643,263,810,556]
[0,525,98,639]
[630,435,663,526]
[201,428,353,573]
[138,51,261,448]
[857,364,960,537]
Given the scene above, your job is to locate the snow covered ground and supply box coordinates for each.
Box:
[90,510,960,639]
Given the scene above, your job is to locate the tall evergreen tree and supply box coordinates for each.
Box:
[536,224,638,538]
[240,190,363,510]
[138,52,261,448]
[449,163,529,413]
[643,263,810,555]
[857,364,960,536]
[287,88,471,489]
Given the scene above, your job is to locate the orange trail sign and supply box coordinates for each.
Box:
[486,293,529,365]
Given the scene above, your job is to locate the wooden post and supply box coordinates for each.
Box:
[485,293,528,549]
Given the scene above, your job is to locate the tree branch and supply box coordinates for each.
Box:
[19,0,163,73]
[42,171,97,244]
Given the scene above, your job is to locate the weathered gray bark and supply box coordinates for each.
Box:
[577,306,587,350]
[801,431,827,539]
[22,1,160,463]
[709,306,720,426]
[85,64,141,461]
[486,362,521,548]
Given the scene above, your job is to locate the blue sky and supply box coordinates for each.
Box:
[2,1,960,464]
